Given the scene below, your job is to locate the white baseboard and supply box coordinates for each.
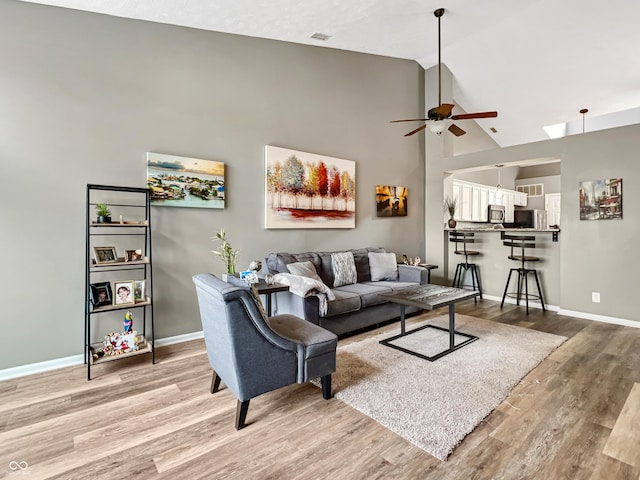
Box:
[482,294,560,312]
[482,294,639,329]
[0,330,205,382]
[556,309,640,329]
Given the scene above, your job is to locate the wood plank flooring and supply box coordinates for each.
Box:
[2,300,640,479]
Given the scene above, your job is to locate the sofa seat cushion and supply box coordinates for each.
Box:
[333,283,393,308]
[362,280,418,291]
[322,289,361,318]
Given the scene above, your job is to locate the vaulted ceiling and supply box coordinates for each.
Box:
[21,0,640,147]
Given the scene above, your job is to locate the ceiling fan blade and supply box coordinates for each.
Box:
[436,103,454,118]
[404,124,427,136]
[448,123,466,136]
[390,118,429,123]
[451,111,498,120]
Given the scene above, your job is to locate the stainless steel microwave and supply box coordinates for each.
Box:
[487,204,505,223]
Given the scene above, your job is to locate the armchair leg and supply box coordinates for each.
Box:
[210,371,222,394]
[321,374,333,400]
[235,399,250,430]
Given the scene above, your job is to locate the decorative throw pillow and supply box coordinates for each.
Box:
[368,252,399,281]
[286,261,324,283]
[331,252,358,287]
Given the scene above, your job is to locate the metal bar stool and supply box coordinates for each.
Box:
[500,234,546,314]
[449,231,482,300]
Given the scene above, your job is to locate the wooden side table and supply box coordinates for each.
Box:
[254,281,289,316]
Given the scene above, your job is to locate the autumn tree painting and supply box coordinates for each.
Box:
[265,146,356,229]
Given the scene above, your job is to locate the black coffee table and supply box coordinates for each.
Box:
[379,284,479,361]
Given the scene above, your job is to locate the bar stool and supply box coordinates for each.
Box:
[500,234,546,314]
[449,231,482,300]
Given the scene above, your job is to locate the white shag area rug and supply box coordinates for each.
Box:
[330,314,567,461]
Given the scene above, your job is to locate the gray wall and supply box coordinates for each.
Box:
[515,175,561,210]
[425,124,640,323]
[0,1,425,369]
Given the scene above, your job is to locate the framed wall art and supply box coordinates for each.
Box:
[376,185,408,217]
[265,145,356,229]
[579,178,622,220]
[147,152,225,209]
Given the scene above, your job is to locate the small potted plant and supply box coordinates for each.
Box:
[212,228,239,281]
[444,196,457,228]
[96,203,112,223]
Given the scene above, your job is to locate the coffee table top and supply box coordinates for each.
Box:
[379,284,478,311]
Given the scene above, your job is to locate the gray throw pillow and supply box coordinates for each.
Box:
[331,251,358,287]
[286,261,324,283]
[368,252,399,281]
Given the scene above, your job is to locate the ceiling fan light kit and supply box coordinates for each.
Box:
[391,7,497,138]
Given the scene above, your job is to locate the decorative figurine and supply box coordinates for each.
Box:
[401,253,408,265]
[249,260,262,272]
[123,310,133,333]
[414,256,421,265]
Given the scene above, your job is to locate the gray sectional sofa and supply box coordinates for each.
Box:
[265,247,429,336]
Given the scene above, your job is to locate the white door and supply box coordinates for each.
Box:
[545,193,561,227]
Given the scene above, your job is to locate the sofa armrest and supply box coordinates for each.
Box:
[397,264,429,284]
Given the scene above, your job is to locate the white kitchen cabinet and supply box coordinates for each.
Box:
[451,179,520,223]
[514,192,528,207]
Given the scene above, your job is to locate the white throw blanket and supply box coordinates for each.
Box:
[273,273,336,316]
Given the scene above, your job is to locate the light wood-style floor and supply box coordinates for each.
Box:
[2,300,640,479]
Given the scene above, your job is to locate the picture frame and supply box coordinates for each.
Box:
[134,280,146,302]
[93,246,118,264]
[147,152,225,209]
[376,185,408,217]
[265,145,356,229]
[579,178,622,220]
[90,282,112,308]
[125,249,143,262]
[112,280,135,306]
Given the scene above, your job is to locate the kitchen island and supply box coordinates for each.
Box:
[443,227,561,308]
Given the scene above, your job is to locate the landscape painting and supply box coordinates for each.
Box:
[376,185,408,217]
[265,146,355,229]
[147,152,225,208]
[579,178,622,220]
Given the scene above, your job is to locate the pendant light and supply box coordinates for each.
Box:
[580,108,588,133]
[495,164,504,205]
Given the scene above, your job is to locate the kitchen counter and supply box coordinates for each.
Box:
[443,227,560,306]
[445,226,560,241]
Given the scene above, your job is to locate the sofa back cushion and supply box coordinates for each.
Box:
[267,247,387,286]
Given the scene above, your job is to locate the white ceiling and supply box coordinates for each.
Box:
[21,0,640,147]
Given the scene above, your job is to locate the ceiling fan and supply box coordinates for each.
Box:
[391,8,497,137]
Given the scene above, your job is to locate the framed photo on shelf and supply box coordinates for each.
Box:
[90,282,112,308]
[125,249,143,262]
[134,280,146,302]
[93,246,118,264]
[112,280,135,306]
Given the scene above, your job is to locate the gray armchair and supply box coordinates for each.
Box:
[192,273,337,429]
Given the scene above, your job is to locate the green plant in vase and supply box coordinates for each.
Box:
[444,197,457,228]
[96,203,112,223]
[212,228,239,277]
